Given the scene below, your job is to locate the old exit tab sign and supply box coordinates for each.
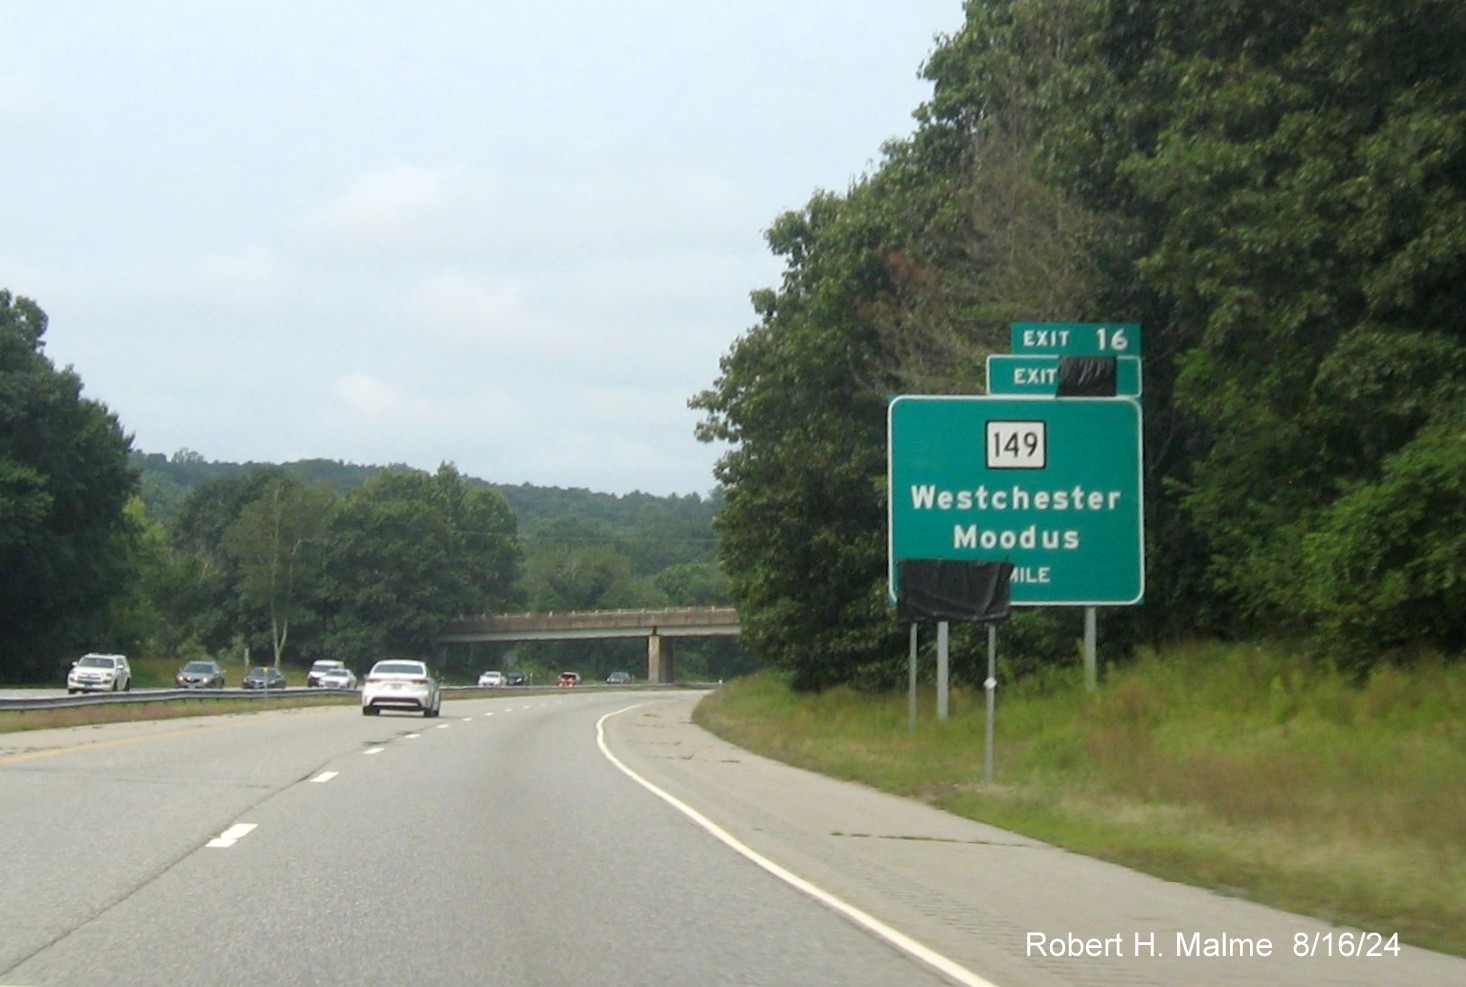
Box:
[986,354,1143,397]
[1011,322,1141,357]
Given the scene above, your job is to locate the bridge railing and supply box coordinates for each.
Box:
[445,606,739,633]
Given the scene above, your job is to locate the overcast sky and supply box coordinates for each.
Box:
[4,1,966,497]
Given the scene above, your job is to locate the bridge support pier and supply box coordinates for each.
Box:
[647,633,675,684]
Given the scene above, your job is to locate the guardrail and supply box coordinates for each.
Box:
[0,681,713,713]
[0,687,360,712]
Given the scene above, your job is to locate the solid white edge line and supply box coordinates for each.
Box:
[595,706,1000,987]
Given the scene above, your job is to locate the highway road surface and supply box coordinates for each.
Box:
[2,690,1462,986]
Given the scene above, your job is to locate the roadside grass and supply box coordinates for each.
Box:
[692,643,1466,957]
[129,656,295,689]
[0,694,355,734]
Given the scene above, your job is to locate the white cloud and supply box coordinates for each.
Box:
[299,165,501,257]
[415,270,528,347]
[327,371,522,436]
[194,247,281,301]
[329,166,449,227]
[330,372,399,419]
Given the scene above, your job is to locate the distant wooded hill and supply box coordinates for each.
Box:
[131,450,722,539]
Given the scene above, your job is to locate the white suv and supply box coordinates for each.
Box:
[68,653,132,694]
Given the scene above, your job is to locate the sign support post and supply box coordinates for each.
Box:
[937,621,950,720]
[907,623,918,734]
[1084,606,1098,692]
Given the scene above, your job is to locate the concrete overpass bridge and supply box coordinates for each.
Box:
[439,607,740,683]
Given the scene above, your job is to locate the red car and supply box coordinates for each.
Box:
[556,672,581,687]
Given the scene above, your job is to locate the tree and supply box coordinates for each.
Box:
[1303,409,1466,665]
[167,467,294,657]
[323,464,520,659]
[692,0,1118,689]
[1038,0,1466,640]
[692,186,919,690]
[654,562,730,607]
[0,291,138,682]
[520,515,640,611]
[221,478,335,666]
[695,0,1466,688]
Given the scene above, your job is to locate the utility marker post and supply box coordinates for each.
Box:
[985,623,998,784]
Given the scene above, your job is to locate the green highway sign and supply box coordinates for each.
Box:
[986,354,1143,397]
[888,395,1145,606]
[1011,322,1141,357]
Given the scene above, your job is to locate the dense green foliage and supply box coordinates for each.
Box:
[695,0,1466,688]
[321,465,521,658]
[121,454,732,678]
[0,292,138,682]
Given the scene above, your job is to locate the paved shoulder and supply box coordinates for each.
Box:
[602,694,1464,987]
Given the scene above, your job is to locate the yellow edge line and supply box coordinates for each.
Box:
[0,718,253,766]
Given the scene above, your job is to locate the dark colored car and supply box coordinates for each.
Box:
[505,671,527,686]
[606,671,632,685]
[242,666,287,690]
[176,660,226,689]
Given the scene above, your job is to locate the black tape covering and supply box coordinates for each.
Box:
[897,559,1015,623]
[1057,356,1117,397]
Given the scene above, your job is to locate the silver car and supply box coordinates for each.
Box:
[319,667,358,690]
[306,659,346,687]
[361,659,441,717]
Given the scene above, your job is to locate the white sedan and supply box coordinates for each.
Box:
[361,659,441,717]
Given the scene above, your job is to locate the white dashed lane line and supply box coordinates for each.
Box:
[204,716,479,856]
[206,823,258,849]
